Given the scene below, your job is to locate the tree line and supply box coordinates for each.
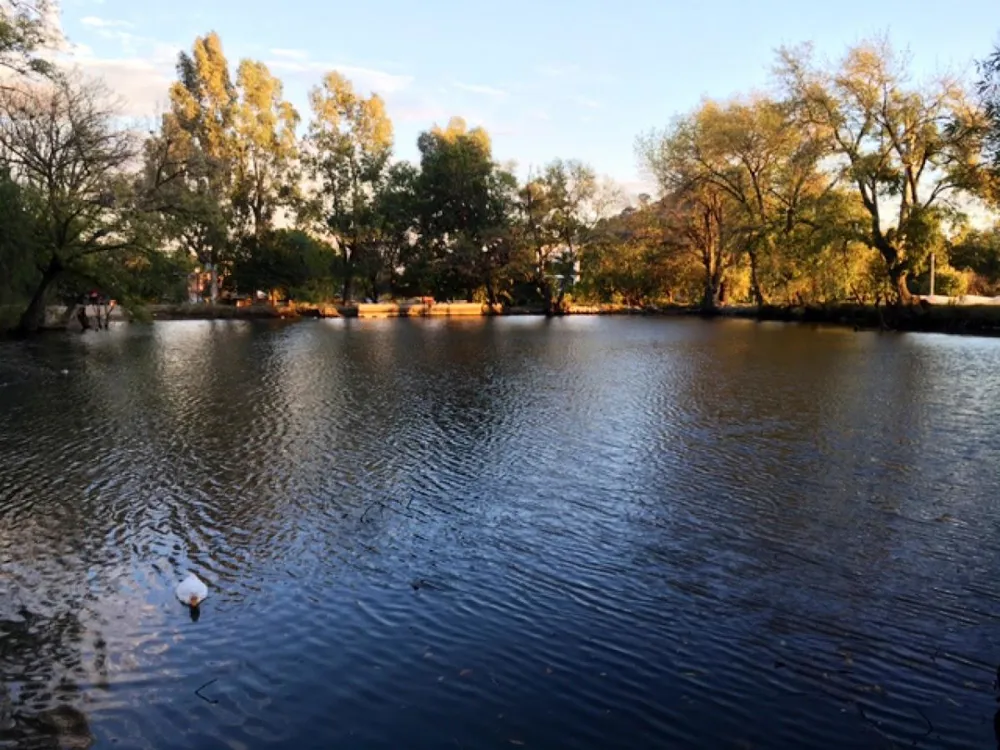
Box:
[1,3,999,335]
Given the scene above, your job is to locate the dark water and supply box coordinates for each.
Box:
[2,317,1000,749]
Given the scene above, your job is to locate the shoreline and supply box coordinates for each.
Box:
[145,300,1000,337]
[9,300,1000,339]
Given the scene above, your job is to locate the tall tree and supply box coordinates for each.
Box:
[778,38,986,303]
[413,117,517,303]
[0,165,42,318]
[166,31,237,302]
[978,43,1000,204]
[303,71,393,302]
[637,118,741,310]
[366,161,417,300]
[0,75,150,333]
[518,160,615,313]
[643,98,836,304]
[231,59,299,240]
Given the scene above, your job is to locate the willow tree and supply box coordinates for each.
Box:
[231,59,299,240]
[642,98,838,304]
[303,72,393,303]
[778,38,986,303]
[637,119,742,310]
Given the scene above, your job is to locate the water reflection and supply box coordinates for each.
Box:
[1,318,1000,748]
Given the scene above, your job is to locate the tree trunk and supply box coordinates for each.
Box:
[485,277,498,313]
[873,235,912,306]
[209,263,219,304]
[538,274,555,315]
[701,274,717,311]
[554,287,568,316]
[15,255,62,336]
[342,269,354,304]
[891,266,913,305]
[701,259,723,311]
[747,249,765,307]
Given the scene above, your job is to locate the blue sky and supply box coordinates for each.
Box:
[58,0,999,191]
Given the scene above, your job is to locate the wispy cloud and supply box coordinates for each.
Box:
[269,48,308,60]
[80,16,132,29]
[453,81,508,98]
[265,59,413,95]
[42,24,180,118]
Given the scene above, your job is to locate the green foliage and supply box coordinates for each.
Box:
[581,204,699,306]
[777,37,987,302]
[0,167,42,308]
[949,226,1000,294]
[231,229,338,301]
[411,117,519,302]
[302,71,393,302]
[979,45,1000,171]
[7,24,1000,335]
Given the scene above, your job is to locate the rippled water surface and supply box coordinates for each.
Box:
[3,317,1000,749]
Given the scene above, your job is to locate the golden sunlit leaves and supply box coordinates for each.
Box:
[232,58,299,237]
[777,37,987,301]
[302,68,396,300]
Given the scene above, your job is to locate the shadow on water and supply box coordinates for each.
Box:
[2,318,1000,748]
[0,607,96,749]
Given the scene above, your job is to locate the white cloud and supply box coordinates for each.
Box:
[265,59,413,95]
[269,48,308,60]
[64,55,173,117]
[453,81,508,98]
[80,16,132,29]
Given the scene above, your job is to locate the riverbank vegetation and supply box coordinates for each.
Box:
[1,3,1000,334]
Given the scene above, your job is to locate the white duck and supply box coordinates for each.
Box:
[175,572,209,608]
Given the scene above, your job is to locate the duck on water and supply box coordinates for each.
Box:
[175,572,208,612]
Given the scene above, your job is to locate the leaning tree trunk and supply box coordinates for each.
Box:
[874,235,913,306]
[891,266,913,305]
[15,255,62,336]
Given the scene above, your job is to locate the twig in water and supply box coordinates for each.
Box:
[855,702,899,748]
[361,500,385,522]
[915,707,933,740]
[195,678,219,704]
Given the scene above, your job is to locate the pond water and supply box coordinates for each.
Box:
[2,317,1000,749]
